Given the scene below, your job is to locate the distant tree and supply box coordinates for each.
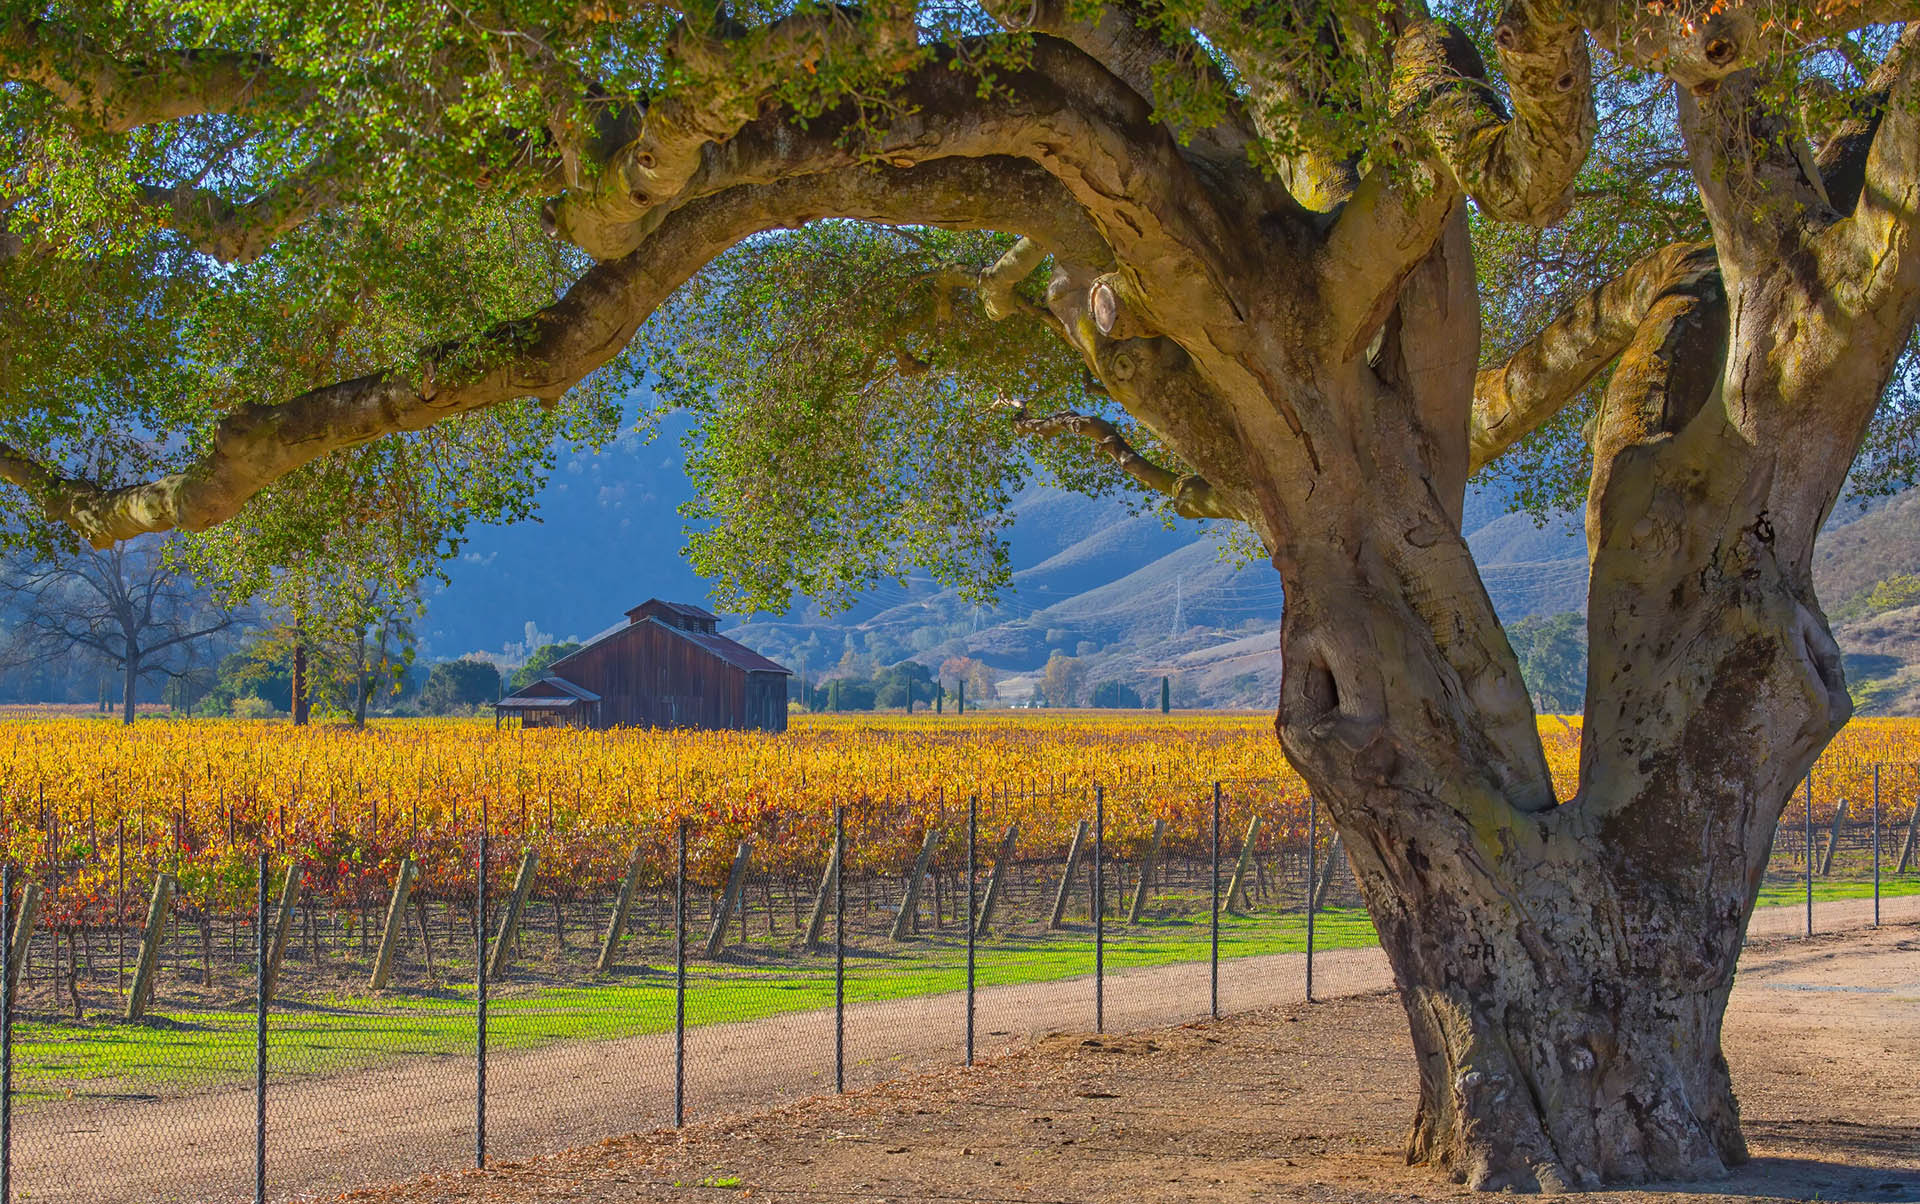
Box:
[418,659,501,714]
[0,541,236,723]
[966,661,999,702]
[1835,573,1920,622]
[1039,652,1087,708]
[874,661,935,709]
[510,642,583,692]
[938,655,977,691]
[1090,680,1144,709]
[1507,612,1589,715]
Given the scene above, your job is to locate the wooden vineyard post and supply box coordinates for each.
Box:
[1047,820,1090,930]
[1820,798,1849,876]
[1898,788,1920,874]
[1311,834,1345,912]
[889,828,943,941]
[973,823,1020,937]
[6,883,41,1001]
[596,846,647,972]
[126,873,176,1021]
[263,863,299,1002]
[486,849,539,979]
[805,840,840,953]
[1127,818,1166,923]
[704,840,753,958]
[1225,816,1261,916]
[368,859,418,991]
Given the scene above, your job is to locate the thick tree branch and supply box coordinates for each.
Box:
[1323,6,1593,361]
[0,156,1103,546]
[136,154,345,264]
[1825,24,1920,315]
[1398,8,1594,228]
[544,6,922,257]
[982,0,1265,170]
[0,21,289,131]
[1002,404,1242,519]
[1583,256,1731,560]
[1471,241,1720,472]
[1580,0,1920,92]
[570,37,1256,352]
[1038,261,1264,528]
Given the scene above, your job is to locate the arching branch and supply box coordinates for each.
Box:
[1471,241,1720,473]
[1001,404,1243,519]
[0,156,1105,546]
[0,21,292,131]
[566,37,1255,350]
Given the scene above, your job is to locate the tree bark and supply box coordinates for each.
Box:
[1263,192,1865,1188]
[291,641,310,726]
[121,648,138,725]
[1271,507,1803,1189]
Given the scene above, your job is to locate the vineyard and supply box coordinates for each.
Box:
[0,713,1914,917]
[0,712,1915,1202]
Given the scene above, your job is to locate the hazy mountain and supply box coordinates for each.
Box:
[423,428,1600,704]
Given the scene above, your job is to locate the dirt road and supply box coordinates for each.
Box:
[340,919,1920,1204]
[20,892,1918,1204]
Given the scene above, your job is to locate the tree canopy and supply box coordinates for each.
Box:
[9,0,1920,1189]
[7,0,1909,600]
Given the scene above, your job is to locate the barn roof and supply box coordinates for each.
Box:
[625,598,719,625]
[659,621,793,675]
[547,615,792,676]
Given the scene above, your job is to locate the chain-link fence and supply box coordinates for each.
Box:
[2,770,1914,1203]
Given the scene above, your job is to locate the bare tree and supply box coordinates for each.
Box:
[1,541,237,723]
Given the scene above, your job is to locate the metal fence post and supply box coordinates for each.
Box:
[1873,763,1882,927]
[834,803,846,1093]
[1210,783,1220,1020]
[255,851,269,1204]
[476,819,489,1169]
[1093,784,1104,1035]
[2,862,13,1204]
[675,817,686,1128]
[966,793,977,1067]
[1306,793,1317,1003]
[1805,775,1814,938]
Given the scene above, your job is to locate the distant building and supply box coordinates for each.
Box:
[493,599,791,732]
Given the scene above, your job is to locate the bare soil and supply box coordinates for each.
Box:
[330,909,1919,1204]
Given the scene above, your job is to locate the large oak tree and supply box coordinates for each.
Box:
[6,0,1920,1189]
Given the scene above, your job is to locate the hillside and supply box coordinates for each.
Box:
[423,422,1920,710]
[426,422,1596,704]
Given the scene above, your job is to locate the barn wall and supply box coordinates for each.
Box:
[556,622,753,730]
[745,672,788,733]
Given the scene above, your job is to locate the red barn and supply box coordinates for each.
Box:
[493,599,791,732]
